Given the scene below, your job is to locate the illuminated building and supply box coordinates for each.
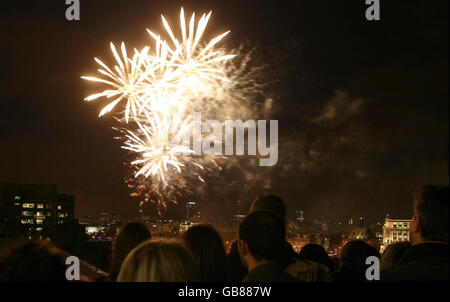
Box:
[0,183,57,239]
[177,202,198,233]
[57,194,75,224]
[233,200,245,223]
[0,182,75,239]
[186,201,196,219]
[233,214,246,223]
[237,200,242,215]
[98,211,112,225]
[289,234,310,253]
[111,214,122,225]
[179,220,196,232]
[381,214,412,252]
[296,210,304,226]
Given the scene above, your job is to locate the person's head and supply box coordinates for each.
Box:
[109,222,151,281]
[238,211,286,270]
[0,240,67,282]
[182,224,227,282]
[299,243,334,271]
[230,239,239,254]
[227,240,248,282]
[340,240,380,272]
[380,242,411,271]
[410,185,449,245]
[117,238,197,282]
[249,193,286,223]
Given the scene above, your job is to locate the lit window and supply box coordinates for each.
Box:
[21,219,34,224]
[36,219,43,224]
[37,204,44,209]
[57,205,62,210]
[22,203,35,208]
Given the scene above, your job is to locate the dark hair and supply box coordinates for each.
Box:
[227,240,248,282]
[0,240,67,282]
[414,185,449,242]
[340,240,380,271]
[249,193,286,222]
[381,242,411,271]
[299,244,334,271]
[230,239,239,254]
[109,222,151,281]
[183,224,227,282]
[239,211,286,261]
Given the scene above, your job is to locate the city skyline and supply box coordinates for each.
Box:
[1,180,412,226]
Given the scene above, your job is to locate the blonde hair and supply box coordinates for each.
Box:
[117,238,197,282]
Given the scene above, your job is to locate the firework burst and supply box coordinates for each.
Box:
[121,111,194,184]
[146,8,235,98]
[83,8,262,210]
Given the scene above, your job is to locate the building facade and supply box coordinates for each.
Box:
[381,214,412,252]
[57,194,75,225]
[0,183,75,240]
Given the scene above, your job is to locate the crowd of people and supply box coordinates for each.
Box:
[0,184,447,282]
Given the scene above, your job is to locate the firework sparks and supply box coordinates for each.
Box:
[82,43,153,123]
[83,8,244,209]
[82,8,235,122]
[146,8,235,98]
[121,111,195,185]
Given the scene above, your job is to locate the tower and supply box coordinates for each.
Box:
[186,202,196,220]
[295,210,304,228]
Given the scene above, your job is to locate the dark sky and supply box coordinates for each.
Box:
[0,0,448,223]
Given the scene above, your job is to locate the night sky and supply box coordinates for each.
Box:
[1,0,448,222]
